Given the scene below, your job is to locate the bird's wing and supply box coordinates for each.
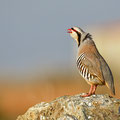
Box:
[77,53,104,83]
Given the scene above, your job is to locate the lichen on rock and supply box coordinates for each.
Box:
[16,94,120,120]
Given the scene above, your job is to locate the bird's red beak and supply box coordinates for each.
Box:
[67,29,72,33]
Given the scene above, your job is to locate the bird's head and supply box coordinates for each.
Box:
[67,27,91,47]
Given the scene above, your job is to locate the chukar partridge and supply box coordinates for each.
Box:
[67,27,115,97]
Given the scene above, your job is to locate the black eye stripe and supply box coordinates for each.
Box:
[71,28,80,34]
[71,28,78,33]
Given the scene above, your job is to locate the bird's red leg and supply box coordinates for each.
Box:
[92,85,97,94]
[80,85,94,97]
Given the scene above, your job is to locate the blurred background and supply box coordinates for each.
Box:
[0,0,120,119]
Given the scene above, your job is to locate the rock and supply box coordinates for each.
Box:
[16,94,120,120]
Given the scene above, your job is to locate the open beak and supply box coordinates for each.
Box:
[67,29,72,33]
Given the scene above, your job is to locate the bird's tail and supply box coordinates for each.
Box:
[106,82,115,95]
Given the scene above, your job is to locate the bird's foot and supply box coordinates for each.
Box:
[80,93,93,97]
[80,85,97,97]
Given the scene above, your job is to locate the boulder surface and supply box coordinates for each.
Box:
[17,94,120,120]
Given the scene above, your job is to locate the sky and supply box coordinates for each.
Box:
[0,0,120,74]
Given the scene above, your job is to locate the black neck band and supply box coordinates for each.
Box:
[77,33,81,47]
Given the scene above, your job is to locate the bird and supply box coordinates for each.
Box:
[67,26,115,97]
